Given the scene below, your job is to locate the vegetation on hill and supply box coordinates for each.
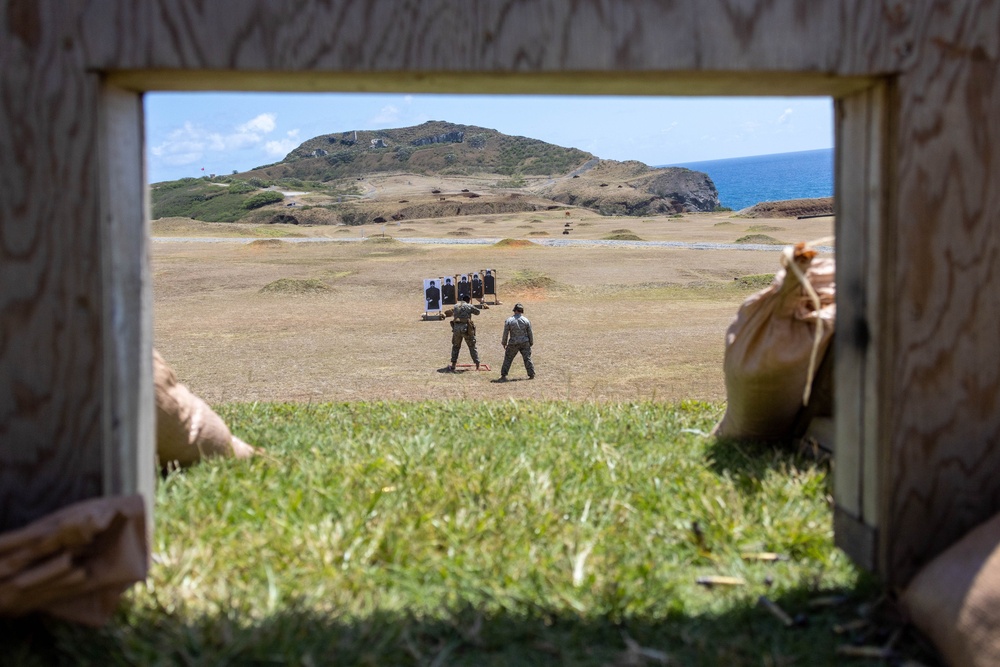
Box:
[150,178,266,222]
[253,120,594,182]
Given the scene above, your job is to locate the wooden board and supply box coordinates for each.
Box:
[4,0,1000,587]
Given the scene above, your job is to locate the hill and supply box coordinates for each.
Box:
[248,120,594,182]
[151,121,721,224]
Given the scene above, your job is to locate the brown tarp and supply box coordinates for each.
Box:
[0,494,147,626]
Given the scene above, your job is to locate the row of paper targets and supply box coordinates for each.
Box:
[422,270,497,312]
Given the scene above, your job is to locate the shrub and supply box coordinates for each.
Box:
[243,191,285,210]
[228,181,258,194]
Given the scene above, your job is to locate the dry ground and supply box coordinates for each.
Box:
[152,209,833,404]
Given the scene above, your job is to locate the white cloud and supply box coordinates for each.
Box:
[369,105,401,125]
[264,129,301,158]
[238,113,277,134]
[777,108,794,124]
[150,113,286,166]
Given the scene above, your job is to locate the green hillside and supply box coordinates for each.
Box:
[245,120,593,182]
[150,120,721,223]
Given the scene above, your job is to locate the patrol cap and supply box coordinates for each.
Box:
[513,303,524,312]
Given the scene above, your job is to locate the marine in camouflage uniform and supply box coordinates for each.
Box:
[444,298,485,370]
[500,303,534,380]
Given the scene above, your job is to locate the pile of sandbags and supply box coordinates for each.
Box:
[154,349,255,467]
[714,240,835,441]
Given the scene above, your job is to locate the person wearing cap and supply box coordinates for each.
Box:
[500,303,534,381]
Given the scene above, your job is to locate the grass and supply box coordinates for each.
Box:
[734,274,776,290]
[259,278,334,295]
[3,400,931,666]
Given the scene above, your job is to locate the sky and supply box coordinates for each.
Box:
[145,92,833,184]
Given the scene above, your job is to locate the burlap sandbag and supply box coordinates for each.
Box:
[715,241,835,440]
[902,511,1000,667]
[0,494,147,626]
[154,349,255,467]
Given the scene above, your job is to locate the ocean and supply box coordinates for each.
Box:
[667,147,834,211]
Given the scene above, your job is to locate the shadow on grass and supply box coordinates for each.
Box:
[0,579,941,667]
[706,436,831,496]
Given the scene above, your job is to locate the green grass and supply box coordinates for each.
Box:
[2,401,934,666]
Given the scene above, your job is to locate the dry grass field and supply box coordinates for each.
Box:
[151,207,833,405]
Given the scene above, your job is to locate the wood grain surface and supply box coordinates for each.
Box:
[4,0,1000,585]
[78,0,896,76]
[883,0,1000,582]
[1,0,106,530]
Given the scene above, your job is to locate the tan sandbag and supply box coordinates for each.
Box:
[902,511,1000,667]
[154,349,255,467]
[0,495,147,626]
[715,241,835,440]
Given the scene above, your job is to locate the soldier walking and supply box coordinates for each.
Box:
[444,296,485,371]
[500,303,534,381]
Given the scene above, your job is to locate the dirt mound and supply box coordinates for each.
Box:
[494,239,539,248]
[503,269,565,292]
[362,236,401,244]
[738,197,833,218]
[735,234,784,245]
[259,278,333,295]
[528,230,550,236]
[603,233,644,241]
[246,239,286,248]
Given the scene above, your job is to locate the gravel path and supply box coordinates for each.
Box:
[151,236,832,253]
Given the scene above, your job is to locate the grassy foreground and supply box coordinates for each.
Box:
[5,401,929,665]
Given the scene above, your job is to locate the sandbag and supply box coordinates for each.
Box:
[0,495,147,626]
[715,241,835,441]
[902,511,1000,667]
[154,349,255,467]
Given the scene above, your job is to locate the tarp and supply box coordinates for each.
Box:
[0,494,147,626]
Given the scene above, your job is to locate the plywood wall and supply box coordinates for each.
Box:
[2,0,999,586]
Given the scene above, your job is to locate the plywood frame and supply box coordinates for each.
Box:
[4,0,999,587]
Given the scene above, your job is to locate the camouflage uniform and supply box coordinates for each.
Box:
[444,301,482,367]
[501,306,534,379]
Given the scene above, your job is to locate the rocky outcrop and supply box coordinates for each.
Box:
[411,131,465,147]
[545,159,720,215]
[638,168,720,213]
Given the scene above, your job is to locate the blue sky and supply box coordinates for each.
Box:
[145,92,833,183]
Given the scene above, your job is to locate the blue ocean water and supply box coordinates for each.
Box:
[668,147,834,211]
